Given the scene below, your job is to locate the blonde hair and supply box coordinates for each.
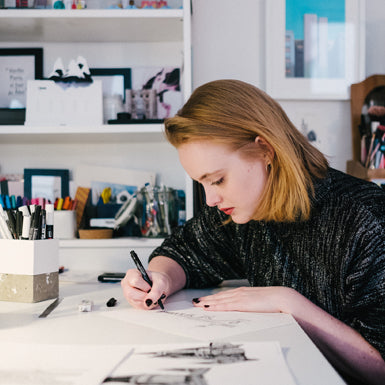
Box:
[165,79,328,222]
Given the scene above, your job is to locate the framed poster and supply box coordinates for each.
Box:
[0,48,43,108]
[24,168,69,203]
[266,0,365,100]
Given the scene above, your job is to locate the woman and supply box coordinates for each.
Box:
[121,79,385,384]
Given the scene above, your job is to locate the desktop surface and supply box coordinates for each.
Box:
[0,275,345,385]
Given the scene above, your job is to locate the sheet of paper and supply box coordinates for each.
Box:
[102,301,295,341]
[0,343,130,385]
[103,341,296,385]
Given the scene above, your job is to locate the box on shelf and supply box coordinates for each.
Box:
[25,80,103,127]
[0,239,59,303]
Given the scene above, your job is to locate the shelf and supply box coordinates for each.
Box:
[59,236,164,249]
[0,9,184,42]
[0,123,167,143]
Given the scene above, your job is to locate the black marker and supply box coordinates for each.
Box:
[45,204,54,239]
[129,250,164,310]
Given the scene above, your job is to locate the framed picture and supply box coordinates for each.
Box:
[131,66,182,119]
[24,169,70,203]
[90,68,131,103]
[265,0,365,100]
[0,48,43,108]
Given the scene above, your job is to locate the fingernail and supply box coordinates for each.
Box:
[204,304,210,308]
[192,297,200,303]
[160,293,166,300]
[145,299,153,307]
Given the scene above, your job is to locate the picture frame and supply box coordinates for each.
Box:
[0,48,43,108]
[24,169,70,203]
[90,68,131,103]
[265,0,365,100]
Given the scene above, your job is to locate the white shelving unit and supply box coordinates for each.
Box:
[0,2,192,270]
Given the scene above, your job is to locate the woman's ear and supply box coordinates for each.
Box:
[255,136,275,163]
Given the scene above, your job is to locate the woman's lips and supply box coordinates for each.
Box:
[220,207,234,215]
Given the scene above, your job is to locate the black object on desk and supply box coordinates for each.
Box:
[97,272,126,282]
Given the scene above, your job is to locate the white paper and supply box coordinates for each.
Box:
[102,302,295,341]
[104,341,296,385]
[0,343,130,385]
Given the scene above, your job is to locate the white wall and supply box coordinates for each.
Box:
[191,0,385,172]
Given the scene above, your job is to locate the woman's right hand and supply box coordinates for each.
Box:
[121,268,171,310]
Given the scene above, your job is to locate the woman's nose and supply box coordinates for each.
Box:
[204,187,222,207]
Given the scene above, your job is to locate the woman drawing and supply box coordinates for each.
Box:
[121,79,385,384]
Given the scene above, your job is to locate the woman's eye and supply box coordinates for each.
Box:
[212,178,224,186]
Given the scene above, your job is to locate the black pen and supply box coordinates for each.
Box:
[129,250,164,310]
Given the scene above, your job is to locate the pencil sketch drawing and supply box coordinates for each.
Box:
[102,343,253,384]
[161,310,251,328]
[143,342,255,364]
[103,368,209,384]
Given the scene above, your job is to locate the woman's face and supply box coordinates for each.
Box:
[178,140,269,224]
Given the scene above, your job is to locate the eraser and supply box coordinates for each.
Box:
[78,299,93,312]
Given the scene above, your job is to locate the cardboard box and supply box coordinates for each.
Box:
[0,239,59,303]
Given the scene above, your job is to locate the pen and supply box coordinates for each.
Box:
[129,250,164,310]
[31,205,41,240]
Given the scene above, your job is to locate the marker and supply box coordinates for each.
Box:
[18,205,31,216]
[6,210,17,239]
[46,204,54,239]
[0,195,5,209]
[10,195,16,210]
[15,210,23,239]
[21,215,31,240]
[31,205,41,240]
[0,206,12,239]
[56,198,63,211]
[129,250,164,310]
[40,209,46,239]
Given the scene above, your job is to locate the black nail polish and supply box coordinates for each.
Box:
[204,304,210,308]
[192,297,200,303]
[160,293,166,300]
[145,299,153,307]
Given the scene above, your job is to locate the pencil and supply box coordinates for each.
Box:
[129,250,164,310]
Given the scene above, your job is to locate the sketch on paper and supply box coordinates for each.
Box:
[102,341,296,385]
[104,368,210,385]
[144,342,254,364]
[102,305,294,341]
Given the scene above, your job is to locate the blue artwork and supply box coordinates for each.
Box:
[285,0,346,79]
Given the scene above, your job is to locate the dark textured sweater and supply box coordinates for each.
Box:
[150,168,385,360]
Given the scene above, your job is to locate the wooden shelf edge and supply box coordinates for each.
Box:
[59,237,164,248]
[347,160,385,180]
[0,9,184,19]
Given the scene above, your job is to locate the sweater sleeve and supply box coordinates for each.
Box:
[148,205,246,288]
[342,208,385,361]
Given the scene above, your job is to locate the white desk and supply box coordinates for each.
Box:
[0,276,345,385]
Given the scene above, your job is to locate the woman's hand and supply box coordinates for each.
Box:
[121,268,171,310]
[192,286,298,313]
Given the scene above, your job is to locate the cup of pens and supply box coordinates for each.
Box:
[136,184,180,237]
[0,203,59,303]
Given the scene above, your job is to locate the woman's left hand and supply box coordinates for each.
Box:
[192,286,298,313]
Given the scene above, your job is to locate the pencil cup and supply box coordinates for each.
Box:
[53,210,76,239]
[0,239,59,303]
